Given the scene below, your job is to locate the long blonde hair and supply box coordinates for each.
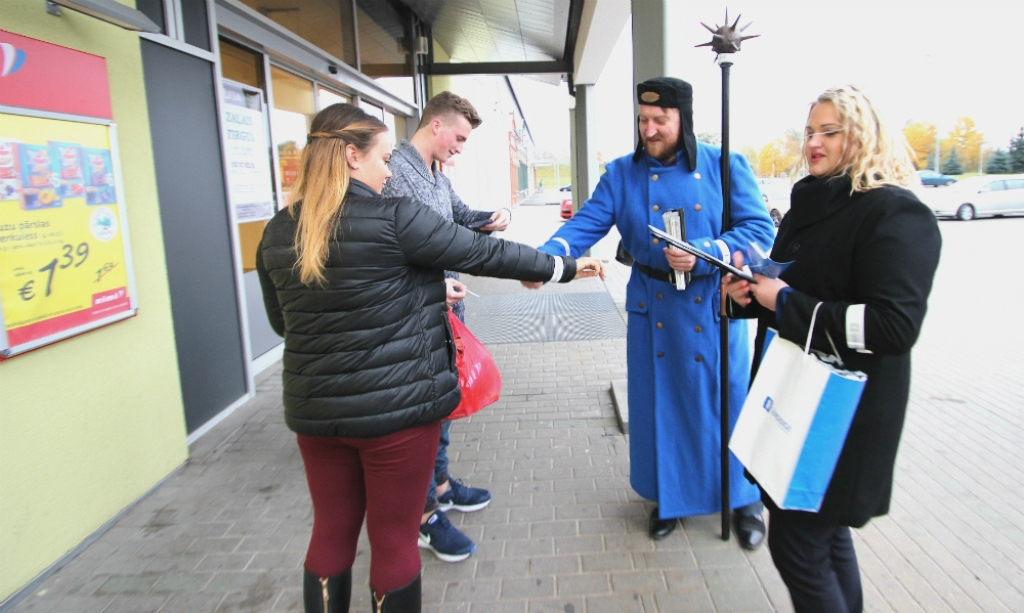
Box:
[291,104,387,286]
[795,85,917,192]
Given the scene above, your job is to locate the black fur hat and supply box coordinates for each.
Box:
[632,77,697,171]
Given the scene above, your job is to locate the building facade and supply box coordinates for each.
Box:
[1,0,626,606]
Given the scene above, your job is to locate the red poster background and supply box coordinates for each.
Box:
[0,30,112,120]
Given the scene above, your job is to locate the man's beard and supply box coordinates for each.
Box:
[643,136,678,164]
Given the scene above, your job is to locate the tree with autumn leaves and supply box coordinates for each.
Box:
[740,129,802,177]
[902,118,983,172]
[903,122,938,170]
[744,121,1022,177]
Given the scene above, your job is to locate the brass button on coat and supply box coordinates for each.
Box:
[657,322,664,329]
[652,238,659,245]
[658,351,665,358]
[638,301,645,308]
[694,204,703,211]
[656,294,663,300]
[653,205,660,212]
[695,355,703,362]
[652,174,659,181]
[694,326,702,333]
[694,296,702,304]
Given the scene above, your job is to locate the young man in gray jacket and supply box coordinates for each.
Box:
[382,91,512,562]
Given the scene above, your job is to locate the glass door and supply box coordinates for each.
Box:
[270,66,316,209]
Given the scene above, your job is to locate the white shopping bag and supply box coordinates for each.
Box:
[729,304,867,512]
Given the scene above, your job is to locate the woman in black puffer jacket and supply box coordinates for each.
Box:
[256,103,603,613]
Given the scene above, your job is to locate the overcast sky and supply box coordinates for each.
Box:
[513,0,1024,162]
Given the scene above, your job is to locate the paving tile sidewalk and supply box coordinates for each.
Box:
[6,270,789,613]
[8,208,1024,612]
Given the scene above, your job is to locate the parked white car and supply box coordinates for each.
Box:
[925,175,1024,221]
[756,178,792,226]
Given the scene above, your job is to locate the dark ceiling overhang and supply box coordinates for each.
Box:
[399,0,583,81]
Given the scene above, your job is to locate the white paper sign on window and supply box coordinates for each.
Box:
[221,80,275,222]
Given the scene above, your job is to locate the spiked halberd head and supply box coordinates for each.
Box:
[696,9,759,57]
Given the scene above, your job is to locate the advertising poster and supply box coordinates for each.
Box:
[221,80,275,222]
[0,112,135,357]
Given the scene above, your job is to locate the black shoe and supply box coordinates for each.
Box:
[648,506,677,540]
[371,572,421,613]
[735,511,766,550]
[304,568,351,613]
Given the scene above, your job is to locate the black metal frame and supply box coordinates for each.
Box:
[421,60,571,76]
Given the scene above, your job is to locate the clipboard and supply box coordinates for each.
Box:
[649,225,756,283]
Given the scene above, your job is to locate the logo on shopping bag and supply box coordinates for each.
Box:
[762,396,792,433]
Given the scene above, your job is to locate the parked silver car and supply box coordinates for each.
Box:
[927,174,1024,221]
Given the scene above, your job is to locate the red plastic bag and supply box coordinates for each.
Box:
[445,310,502,420]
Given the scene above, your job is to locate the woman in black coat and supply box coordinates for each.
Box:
[256,103,603,613]
[726,85,941,613]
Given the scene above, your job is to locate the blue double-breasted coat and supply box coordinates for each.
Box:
[539,144,775,518]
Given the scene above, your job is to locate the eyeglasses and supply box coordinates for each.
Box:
[805,130,844,140]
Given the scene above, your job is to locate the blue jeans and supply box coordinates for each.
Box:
[423,420,451,514]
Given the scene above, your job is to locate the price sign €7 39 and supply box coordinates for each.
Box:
[0,113,136,357]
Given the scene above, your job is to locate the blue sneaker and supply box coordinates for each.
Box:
[437,478,492,513]
[418,510,475,563]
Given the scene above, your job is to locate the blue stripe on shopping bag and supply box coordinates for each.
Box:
[782,372,866,511]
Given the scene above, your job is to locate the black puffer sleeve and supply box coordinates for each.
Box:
[392,196,568,283]
[255,240,285,337]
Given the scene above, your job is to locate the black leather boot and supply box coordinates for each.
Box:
[370,573,421,613]
[304,568,352,612]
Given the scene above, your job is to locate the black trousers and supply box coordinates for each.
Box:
[767,505,863,613]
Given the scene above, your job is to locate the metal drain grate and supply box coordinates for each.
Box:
[463,292,626,344]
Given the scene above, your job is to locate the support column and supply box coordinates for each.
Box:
[573,84,599,205]
[631,0,667,85]
[571,84,599,257]
[630,0,690,121]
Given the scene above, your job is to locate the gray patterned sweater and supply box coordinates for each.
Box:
[382,140,494,320]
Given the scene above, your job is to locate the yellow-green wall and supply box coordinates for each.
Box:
[0,2,188,602]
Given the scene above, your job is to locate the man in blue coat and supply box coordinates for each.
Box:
[533,78,775,548]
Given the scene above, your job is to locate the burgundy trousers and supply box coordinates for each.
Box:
[297,421,440,593]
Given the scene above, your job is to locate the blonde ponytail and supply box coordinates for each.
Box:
[291,105,387,286]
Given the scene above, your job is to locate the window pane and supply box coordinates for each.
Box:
[135,0,166,33]
[318,88,349,110]
[359,100,385,121]
[392,113,407,142]
[987,181,1006,191]
[236,0,357,68]
[219,39,262,88]
[374,77,415,106]
[181,0,211,51]
[1005,179,1024,190]
[270,67,315,207]
[271,67,316,117]
[356,1,409,77]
